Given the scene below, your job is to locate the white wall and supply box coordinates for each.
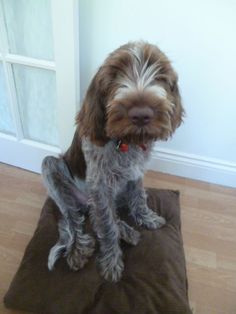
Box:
[79,0,236,187]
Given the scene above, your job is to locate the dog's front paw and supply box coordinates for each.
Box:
[98,249,124,282]
[133,208,166,230]
[66,233,96,271]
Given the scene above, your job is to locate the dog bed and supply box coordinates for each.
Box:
[4,188,192,314]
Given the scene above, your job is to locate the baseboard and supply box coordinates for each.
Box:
[0,134,60,173]
[148,147,236,188]
[1,134,235,188]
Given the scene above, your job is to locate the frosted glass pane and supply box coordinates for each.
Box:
[2,0,54,60]
[13,65,59,146]
[0,62,15,134]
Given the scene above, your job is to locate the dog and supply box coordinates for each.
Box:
[42,41,184,282]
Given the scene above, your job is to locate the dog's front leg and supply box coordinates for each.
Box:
[127,179,166,229]
[88,185,124,282]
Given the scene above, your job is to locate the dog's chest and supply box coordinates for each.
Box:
[82,139,152,188]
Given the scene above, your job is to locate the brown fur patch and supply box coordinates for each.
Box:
[63,129,86,179]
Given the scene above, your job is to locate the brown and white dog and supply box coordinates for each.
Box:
[42,41,184,281]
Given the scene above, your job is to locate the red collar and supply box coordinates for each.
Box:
[115,140,147,153]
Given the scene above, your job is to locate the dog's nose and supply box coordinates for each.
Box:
[128,107,154,126]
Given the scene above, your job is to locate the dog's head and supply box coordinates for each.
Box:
[77,41,184,146]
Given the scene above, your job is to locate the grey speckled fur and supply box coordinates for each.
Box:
[82,138,165,281]
[42,138,165,281]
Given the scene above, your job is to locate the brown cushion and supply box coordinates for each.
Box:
[4,189,192,314]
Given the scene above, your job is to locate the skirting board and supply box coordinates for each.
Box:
[1,134,235,188]
[0,134,60,173]
[148,147,236,188]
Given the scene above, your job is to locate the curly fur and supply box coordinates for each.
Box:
[41,41,184,282]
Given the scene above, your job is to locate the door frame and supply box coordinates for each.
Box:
[0,0,79,173]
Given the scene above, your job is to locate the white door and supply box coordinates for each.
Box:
[0,0,79,173]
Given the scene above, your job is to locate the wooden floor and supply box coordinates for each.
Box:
[0,163,235,314]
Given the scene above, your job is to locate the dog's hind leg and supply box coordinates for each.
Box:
[41,156,95,271]
[118,220,140,245]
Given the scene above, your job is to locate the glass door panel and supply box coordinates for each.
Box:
[12,64,58,146]
[2,0,54,60]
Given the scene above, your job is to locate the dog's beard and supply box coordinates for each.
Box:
[106,121,171,144]
[119,126,157,144]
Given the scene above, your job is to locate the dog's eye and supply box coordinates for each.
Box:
[155,75,177,92]
[155,77,168,88]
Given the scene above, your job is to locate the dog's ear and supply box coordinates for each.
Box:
[77,66,111,146]
[169,74,185,134]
